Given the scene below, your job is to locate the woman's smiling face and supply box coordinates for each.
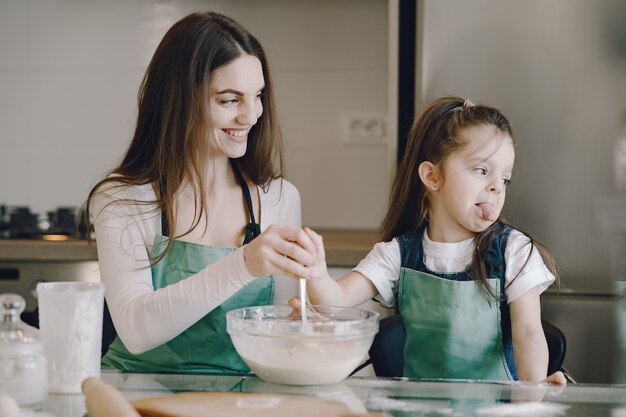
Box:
[208,54,265,159]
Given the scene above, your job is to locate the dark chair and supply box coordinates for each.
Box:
[367,313,405,378]
[541,320,576,383]
[359,313,575,382]
[101,300,117,357]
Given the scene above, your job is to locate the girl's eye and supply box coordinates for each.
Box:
[475,167,487,175]
[503,178,511,186]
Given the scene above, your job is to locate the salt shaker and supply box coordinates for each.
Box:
[0,293,48,405]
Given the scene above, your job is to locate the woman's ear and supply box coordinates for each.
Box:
[418,161,440,191]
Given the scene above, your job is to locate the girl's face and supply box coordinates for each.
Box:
[208,54,265,159]
[426,125,515,242]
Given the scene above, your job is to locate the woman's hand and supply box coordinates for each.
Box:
[300,227,328,281]
[243,225,315,278]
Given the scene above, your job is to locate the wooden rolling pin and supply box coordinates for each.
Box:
[82,377,141,417]
[132,391,394,417]
[82,377,393,417]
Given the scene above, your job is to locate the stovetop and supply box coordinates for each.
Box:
[0,205,89,239]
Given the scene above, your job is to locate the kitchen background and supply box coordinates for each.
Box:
[0,0,625,383]
[0,0,392,230]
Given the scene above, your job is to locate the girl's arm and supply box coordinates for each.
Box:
[303,227,379,307]
[509,286,549,382]
[505,230,566,384]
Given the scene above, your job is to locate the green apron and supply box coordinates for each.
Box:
[102,161,273,373]
[101,236,273,373]
[398,268,512,381]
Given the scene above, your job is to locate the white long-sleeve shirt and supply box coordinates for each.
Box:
[92,178,301,354]
[354,229,555,307]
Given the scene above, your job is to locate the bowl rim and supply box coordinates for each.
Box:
[226,304,380,337]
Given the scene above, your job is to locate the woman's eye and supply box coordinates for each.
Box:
[220,98,238,105]
[256,91,265,101]
[503,178,511,186]
[475,167,487,175]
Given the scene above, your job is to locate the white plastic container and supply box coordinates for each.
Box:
[37,282,104,394]
[0,294,48,405]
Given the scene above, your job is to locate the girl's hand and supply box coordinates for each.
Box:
[287,296,328,321]
[287,296,302,311]
[243,225,315,278]
[543,371,567,385]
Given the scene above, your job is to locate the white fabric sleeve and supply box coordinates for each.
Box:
[259,179,302,305]
[352,239,401,307]
[504,229,556,304]
[93,184,256,355]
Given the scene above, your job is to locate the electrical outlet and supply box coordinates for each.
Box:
[342,113,387,145]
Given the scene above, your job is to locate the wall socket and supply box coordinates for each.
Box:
[342,112,387,145]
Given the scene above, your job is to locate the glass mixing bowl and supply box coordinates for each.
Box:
[226,305,379,386]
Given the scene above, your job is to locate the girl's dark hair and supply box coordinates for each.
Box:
[381,96,560,298]
[84,12,283,260]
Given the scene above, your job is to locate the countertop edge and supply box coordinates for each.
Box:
[0,230,380,266]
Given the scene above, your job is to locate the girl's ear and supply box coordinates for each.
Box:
[418,161,440,191]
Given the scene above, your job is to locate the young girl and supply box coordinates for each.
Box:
[301,96,566,384]
[85,12,315,373]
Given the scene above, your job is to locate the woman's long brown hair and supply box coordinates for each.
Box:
[381,96,560,299]
[84,12,284,262]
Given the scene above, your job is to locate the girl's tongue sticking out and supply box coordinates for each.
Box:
[476,202,497,221]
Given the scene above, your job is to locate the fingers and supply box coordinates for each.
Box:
[304,227,325,259]
[287,296,302,308]
[267,225,316,266]
[269,252,310,279]
[274,239,314,267]
[273,225,316,260]
[286,296,302,319]
[544,371,567,385]
[243,225,325,279]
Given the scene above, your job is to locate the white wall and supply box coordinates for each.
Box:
[0,0,390,231]
[418,0,626,291]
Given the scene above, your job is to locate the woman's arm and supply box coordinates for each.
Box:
[93,189,258,354]
[94,186,314,355]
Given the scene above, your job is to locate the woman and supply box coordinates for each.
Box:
[86,11,314,373]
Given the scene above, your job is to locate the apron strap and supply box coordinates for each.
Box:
[230,160,261,244]
[160,178,169,237]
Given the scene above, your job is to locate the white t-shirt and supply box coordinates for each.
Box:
[354,229,555,307]
[92,178,301,354]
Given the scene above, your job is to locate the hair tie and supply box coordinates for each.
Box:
[450,99,476,113]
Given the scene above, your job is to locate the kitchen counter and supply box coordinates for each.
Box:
[0,229,379,266]
[0,238,98,261]
[316,229,379,266]
[39,370,626,416]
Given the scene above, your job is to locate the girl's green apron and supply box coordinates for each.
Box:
[102,162,272,373]
[396,226,516,380]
